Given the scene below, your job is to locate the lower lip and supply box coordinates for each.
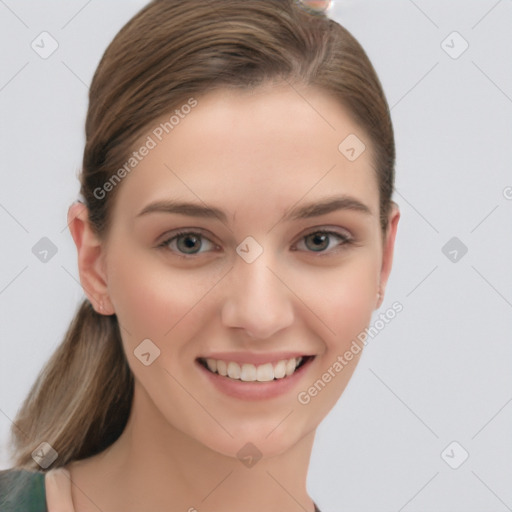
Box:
[196,357,315,401]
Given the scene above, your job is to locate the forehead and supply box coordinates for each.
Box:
[111,84,378,224]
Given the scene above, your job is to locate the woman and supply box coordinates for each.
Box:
[0,0,399,510]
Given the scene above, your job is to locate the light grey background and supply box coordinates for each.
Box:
[1,1,511,511]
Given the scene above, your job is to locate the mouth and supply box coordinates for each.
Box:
[197,355,314,382]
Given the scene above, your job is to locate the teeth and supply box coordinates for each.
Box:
[273,360,287,379]
[216,359,227,376]
[241,363,257,381]
[202,356,306,382]
[256,363,274,382]
[227,361,240,379]
[206,358,217,373]
[285,358,297,376]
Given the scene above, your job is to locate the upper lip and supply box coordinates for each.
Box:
[197,352,313,365]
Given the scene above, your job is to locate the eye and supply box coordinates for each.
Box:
[294,229,353,254]
[158,230,218,257]
[158,227,354,258]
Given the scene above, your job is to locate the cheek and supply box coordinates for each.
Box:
[290,256,378,414]
[106,248,215,346]
[293,253,379,350]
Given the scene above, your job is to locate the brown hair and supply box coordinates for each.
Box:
[10,0,395,470]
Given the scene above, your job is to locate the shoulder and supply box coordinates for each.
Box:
[0,468,47,512]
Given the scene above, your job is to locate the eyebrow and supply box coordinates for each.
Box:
[135,195,372,224]
[282,195,372,221]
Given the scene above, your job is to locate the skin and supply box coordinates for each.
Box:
[65,82,399,512]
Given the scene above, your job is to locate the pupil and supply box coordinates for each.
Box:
[178,234,200,253]
[306,233,328,251]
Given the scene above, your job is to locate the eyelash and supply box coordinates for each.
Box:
[157,228,354,259]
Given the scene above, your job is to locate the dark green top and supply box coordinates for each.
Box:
[0,469,47,512]
[0,468,322,511]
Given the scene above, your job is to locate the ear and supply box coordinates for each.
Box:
[67,201,114,315]
[376,201,400,309]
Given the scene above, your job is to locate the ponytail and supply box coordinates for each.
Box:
[9,299,133,470]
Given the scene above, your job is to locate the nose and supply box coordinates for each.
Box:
[221,252,294,340]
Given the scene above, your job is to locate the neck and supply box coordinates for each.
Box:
[70,382,318,512]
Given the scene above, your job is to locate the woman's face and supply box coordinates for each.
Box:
[93,84,399,458]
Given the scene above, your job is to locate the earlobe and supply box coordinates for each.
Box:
[67,202,114,315]
[375,202,400,309]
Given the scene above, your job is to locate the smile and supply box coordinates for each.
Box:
[197,356,312,382]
